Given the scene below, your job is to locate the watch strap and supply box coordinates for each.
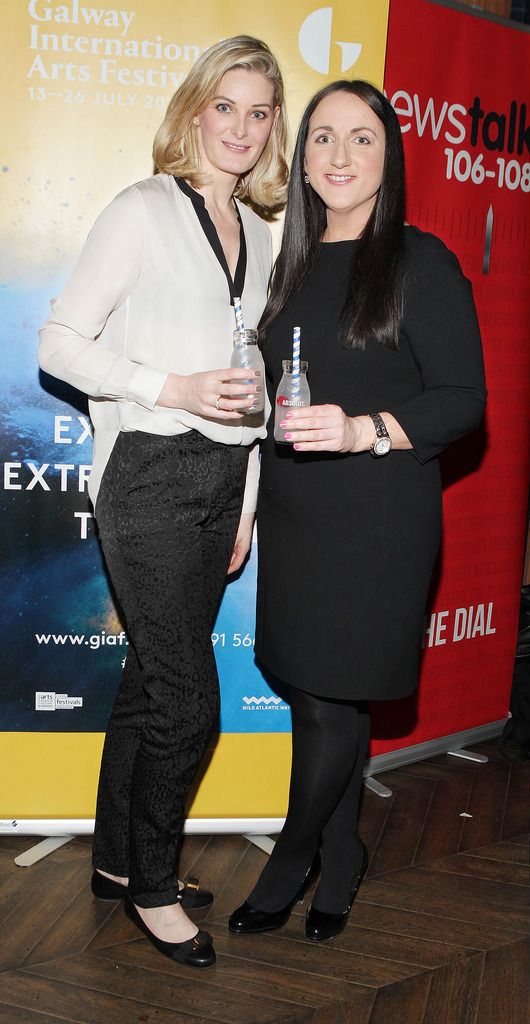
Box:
[368,412,392,456]
[368,412,390,441]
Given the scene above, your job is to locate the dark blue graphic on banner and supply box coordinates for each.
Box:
[0,284,290,733]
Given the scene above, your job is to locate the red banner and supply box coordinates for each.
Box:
[372,0,530,754]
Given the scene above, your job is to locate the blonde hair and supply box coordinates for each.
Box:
[153,35,289,211]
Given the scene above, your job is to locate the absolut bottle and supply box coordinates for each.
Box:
[274,360,310,443]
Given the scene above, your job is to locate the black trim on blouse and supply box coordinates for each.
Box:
[175,177,246,305]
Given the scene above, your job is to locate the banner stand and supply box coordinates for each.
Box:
[447,749,489,764]
[14,836,74,867]
[365,778,393,799]
[365,743,492,799]
[3,719,503,864]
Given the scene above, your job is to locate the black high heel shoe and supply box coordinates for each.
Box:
[91,870,213,909]
[228,859,319,935]
[305,841,369,942]
[124,899,216,968]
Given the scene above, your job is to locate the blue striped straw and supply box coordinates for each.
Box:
[292,326,301,399]
[233,296,245,334]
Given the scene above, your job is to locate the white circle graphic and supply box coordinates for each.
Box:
[298,7,363,75]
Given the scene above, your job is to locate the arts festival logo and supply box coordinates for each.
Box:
[35,692,83,710]
[298,7,362,75]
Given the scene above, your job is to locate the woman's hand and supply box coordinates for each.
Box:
[157,369,262,420]
[281,407,412,453]
[228,512,254,575]
[281,405,369,453]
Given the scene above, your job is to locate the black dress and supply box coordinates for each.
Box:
[255,226,486,701]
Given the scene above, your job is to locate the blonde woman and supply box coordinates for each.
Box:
[39,35,288,968]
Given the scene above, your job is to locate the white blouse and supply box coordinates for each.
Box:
[38,173,273,512]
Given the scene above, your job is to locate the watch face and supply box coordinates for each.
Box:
[373,436,392,456]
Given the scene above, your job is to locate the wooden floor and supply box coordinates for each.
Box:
[1,740,529,1024]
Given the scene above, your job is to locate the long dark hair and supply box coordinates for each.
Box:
[260,80,405,349]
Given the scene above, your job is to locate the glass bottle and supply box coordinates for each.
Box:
[229,329,264,414]
[274,360,310,443]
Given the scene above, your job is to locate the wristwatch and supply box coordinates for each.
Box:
[368,412,392,456]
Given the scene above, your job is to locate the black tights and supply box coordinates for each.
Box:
[248,684,370,915]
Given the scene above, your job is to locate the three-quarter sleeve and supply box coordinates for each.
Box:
[388,236,487,463]
[38,185,168,409]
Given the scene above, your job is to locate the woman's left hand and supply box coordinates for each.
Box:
[228,512,255,575]
[281,404,361,453]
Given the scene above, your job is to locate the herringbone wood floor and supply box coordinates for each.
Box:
[1,740,528,1024]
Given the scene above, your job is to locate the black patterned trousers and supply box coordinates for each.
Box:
[92,430,248,907]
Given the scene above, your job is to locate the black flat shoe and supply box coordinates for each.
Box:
[228,859,319,935]
[305,842,369,943]
[177,876,214,910]
[91,870,128,901]
[124,899,216,968]
[91,870,213,909]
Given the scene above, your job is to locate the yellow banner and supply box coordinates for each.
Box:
[1,0,389,826]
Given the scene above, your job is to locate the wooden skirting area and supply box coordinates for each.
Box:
[1,740,529,1023]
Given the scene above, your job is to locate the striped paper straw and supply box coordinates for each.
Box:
[233,296,245,334]
[292,326,301,399]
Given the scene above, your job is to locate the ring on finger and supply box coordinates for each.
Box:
[215,395,222,411]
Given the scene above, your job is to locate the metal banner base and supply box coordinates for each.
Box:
[14,836,74,866]
[447,749,489,763]
[364,777,393,798]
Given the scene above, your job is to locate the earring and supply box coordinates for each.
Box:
[304,173,310,184]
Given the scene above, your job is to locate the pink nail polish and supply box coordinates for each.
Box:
[284,432,292,440]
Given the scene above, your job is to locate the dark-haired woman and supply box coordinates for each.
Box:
[229,81,486,942]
